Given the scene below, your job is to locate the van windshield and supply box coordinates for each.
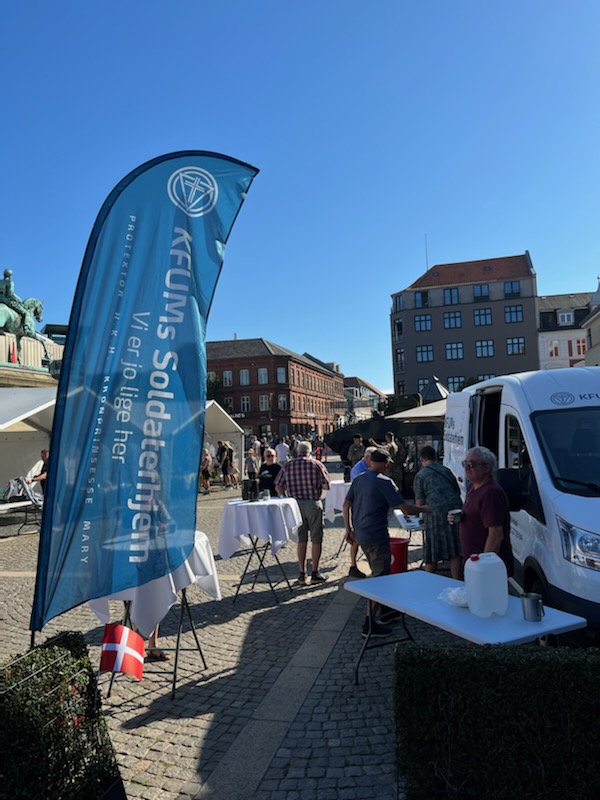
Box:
[531,408,600,497]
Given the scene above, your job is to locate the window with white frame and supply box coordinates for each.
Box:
[576,337,586,355]
[240,369,250,385]
[549,340,560,358]
[259,394,269,411]
[258,368,268,384]
[207,371,216,381]
[241,396,250,412]
[223,370,233,387]
[558,310,574,326]
[278,394,287,410]
[224,397,233,411]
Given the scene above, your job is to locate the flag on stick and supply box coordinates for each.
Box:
[100,623,145,680]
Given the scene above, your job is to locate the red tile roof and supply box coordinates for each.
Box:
[407,253,534,290]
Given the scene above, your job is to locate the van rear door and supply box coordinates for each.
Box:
[443,391,472,499]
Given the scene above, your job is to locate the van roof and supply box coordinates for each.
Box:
[468,367,600,413]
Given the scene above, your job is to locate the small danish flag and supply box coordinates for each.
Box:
[100,623,145,681]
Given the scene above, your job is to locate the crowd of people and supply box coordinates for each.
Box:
[343,437,512,637]
[197,430,512,640]
[199,434,327,495]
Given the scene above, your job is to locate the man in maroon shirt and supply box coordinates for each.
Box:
[275,440,331,585]
[450,446,513,576]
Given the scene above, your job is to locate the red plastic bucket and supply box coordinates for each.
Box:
[390,537,409,574]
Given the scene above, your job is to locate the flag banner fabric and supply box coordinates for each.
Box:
[31,151,258,631]
[100,623,145,680]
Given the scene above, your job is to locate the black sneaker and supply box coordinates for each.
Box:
[310,571,327,584]
[361,620,393,638]
[297,572,306,585]
[348,565,365,579]
[379,609,403,624]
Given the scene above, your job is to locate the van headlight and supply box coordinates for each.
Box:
[558,517,600,571]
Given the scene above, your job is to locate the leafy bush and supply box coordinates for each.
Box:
[394,643,600,800]
[1,631,124,799]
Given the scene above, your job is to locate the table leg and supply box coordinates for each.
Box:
[171,588,207,699]
[233,537,293,604]
[353,603,414,685]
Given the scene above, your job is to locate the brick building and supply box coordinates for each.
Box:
[390,252,540,395]
[206,338,346,439]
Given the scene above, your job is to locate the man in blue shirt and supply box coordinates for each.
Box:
[343,449,430,637]
[350,446,376,481]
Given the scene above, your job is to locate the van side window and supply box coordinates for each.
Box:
[505,415,545,523]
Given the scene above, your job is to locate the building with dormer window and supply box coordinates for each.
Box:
[390,253,539,395]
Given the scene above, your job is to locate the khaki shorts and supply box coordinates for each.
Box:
[296,499,324,544]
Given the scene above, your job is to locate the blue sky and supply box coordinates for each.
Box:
[2,0,599,392]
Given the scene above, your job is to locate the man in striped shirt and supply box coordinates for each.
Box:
[275,440,331,585]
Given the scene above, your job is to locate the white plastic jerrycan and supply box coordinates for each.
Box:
[464,552,508,618]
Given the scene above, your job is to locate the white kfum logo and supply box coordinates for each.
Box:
[167,167,218,217]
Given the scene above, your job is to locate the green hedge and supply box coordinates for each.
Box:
[1,631,124,799]
[394,644,600,800]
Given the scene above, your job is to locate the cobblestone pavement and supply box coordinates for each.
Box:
[1,459,458,799]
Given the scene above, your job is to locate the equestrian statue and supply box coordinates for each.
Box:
[0,269,50,366]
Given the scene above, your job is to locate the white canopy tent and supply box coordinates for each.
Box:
[0,389,244,490]
[204,400,245,467]
[0,387,55,489]
[386,398,447,424]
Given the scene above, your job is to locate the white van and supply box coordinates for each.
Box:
[443,367,600,636]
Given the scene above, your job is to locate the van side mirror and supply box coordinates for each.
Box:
[496,468,525,512]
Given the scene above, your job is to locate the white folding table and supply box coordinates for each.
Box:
[345,571,587,683]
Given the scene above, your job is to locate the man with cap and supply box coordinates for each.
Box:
[343,448,430,637]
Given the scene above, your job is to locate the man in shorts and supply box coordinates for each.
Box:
[343,449,430,637]
[275,440,331,585]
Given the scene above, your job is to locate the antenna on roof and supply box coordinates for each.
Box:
[424,234,429,269]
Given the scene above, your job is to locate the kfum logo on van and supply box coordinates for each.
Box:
[550,392,575,406]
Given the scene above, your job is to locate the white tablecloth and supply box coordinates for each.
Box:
[89,530,221,638]
[218,497,302,560]
[324,480,351,522]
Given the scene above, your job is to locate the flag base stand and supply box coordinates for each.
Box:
[106,588,207,700]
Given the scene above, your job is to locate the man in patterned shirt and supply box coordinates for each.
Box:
[275,440,331,585]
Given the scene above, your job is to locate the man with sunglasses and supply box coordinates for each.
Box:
[451,446,513,575]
